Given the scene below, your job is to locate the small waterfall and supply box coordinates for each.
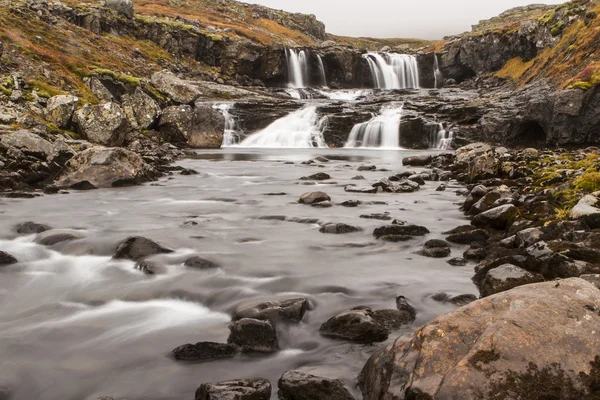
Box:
[363,53,419,90]
[434,123,454,150]
[238,106,328,148]
[215,104,242,147]
[434,54,443,89]
[286,48,327,88]
[344,107,403,149]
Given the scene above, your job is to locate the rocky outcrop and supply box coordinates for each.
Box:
[73,103,129,147]
[0,130,54,159]
[278,371,354,400]
[104,0,133,19]
[359,278,600,400]
[121,87,160,130]
[158,104,224,148]
[45,95,78,129]
[195,378,271,400]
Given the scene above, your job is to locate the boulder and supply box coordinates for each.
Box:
[0,130,53,159]
[278,371,354,400]
[113,236,174,261]
[105,0,134,18]
[371,309,414,331]
[373,223,429,238]
[158,105,225,148]
[359,278,600,400]
[195,378,271,400]
[73,103,128,146]
[570,194,600,229]
[233,298,308,323]
[432,292,478,306]
[455,142,492,165]
[319,307,389,344]
[420,239,451,258]
[515,227,543,248]
[480,264,544,297]
[299,191,330,205]
[227,318,278,353]
[45,95,78,128]
[0,251,17,266]
[55,147,154,188]
[396,296,417,320]
[319,223,362,234]
[15,221,51,235]
[184,256,220,270]
[471,204,519,230]
[402,155,432,166]
[171,342,239,362]
[301,173,331,181]
[446,226,490,244]
[121,87,160,130]
[345,185,377,194]
[35,229,84,246]
[151,71,201,104]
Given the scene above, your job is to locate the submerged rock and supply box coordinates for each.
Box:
[195,378,271,400]
[299,191,331,205]
[420,239,451,258]
[113,236,174,261]
[15,221,51,235]
[233,298,308,323]
[35,229,84,246]
[184,256,220,270]
[172,342,239,362]
[319,307,389,344]
[278,371,354,400]
[0,251,17,266]
[301,173,331,181]
[227,318,278,353]
[373,223,429,238]
[319,223,362,234]
[359,278,600,400]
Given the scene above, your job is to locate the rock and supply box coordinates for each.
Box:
[278,371,354,400]
[358,278,600,400]
[344,185,377,194]
[480,264,544,297]
[45,95,78,128]
[570,194,600,229]
[299,191,331,205]
[151,71,201,104]
[233,298,308,323]
[373,223,429,238]
[471,204,519,230]
[184,256,220,270]
[360,213,392,221]
[35,229,84,246]
[341,200,361,207]
[73,103,128,146]
[15,221,51,235]
[0,251,17,266]
[319,223,362,234]
[447,257,467,266]
[402,155,432,166]
[357,165,377,171]
[55,147,154,188]
[581,274,600,290]
[408,174,426,185]
[432,292,478,306]
[371,309,414,330]
[436,184,447,191]
[121,87,160,130]
[515,227,543,248]
[70,180,98,190]
[468,190,502,215]
[455,142,492,165]
[554,89,585,117]
[105,0,134,18]
[319,307,389,344]
[134,260,158,275]
[227,318,278,353]
[0,130,53,159]
[312,200,332,208]
[446,226,490,244]
[195,378,271,400]
[113,236,174,261]
[314,156,329,162]
[171,342,239,362]
[158,105,225,148]
[301,173,330,181]
[396,296,417,320]
[421,239,451,258]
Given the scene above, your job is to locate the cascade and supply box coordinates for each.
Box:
[215,104,242,147]
[344,107,402,149]
[363,53,419,90]
[434,123,454,150]
[286,48,327,88]
[237,106,328,148]
[434,54,443,89]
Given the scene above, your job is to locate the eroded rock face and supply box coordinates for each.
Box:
[195,378,271,400]
[105,0,134,18]
[73,103,129,146]
[55,147,154,188]
[278,371,354,400]
[358,278,600,400]
[158,104,225,148]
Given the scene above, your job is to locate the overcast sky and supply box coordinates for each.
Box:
[240,0,563,39]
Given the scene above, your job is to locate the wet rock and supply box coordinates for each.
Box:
[445,226,490,245]
[15,221,51,235]
[227,318,278,353]
[151,71,201,104]
[180,168,198,175]
[373,223,429,238]
[184,256,220,270]
[351,175,365,180]
[172,342,239,362]
[298,191,330,205]
[396,296,417,320]
[436,184,447,191]
[360,213,392,221]
[314,156,329,162]
[319,306,388,344]
[344,185,377,194]
[464,247,487,261]
[258,215,287,221]
[402,155,432,166]
[73,103,128,147]
[312,200,332,208]
[319,223,362,234]
[379,235,413,242]
[471,204,519,230]
[113,236,174,261]
[372,309,414,330]
[408,174,426,185]
[480,264,544,297]
[301,173,330,181]
[45,95,78,128]
[0,251,17,266]
[432,292,478,306]
[421,239,451,258]
[195,378,271,400]
[515,227,543,248]
[468,190,502,215]
[69,180,98,190]
[233,298,308,323]
[55,147,154,189]
[278,371,354,400]
[35,230,84,246]
[358,278,600,400]
[134,260,158,275]
[105,0,134,18]
[0,130,53,159]
[357,165,377,171]
[341,200,361,207]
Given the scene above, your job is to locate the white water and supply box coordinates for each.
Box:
[434,123,454,150]
[237,106,328,148]
[344,107,403,149]
[434,54,443,89]
[364,53,420,90]
[215,104,242,147]
[286,48,327,88]
[318,89,367,101]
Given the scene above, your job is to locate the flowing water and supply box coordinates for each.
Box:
[0,148,477,400]
[434,123,454,150]
[344,107,403,149]
[434,54,443,89]
[286,49,327,89]
[363,53,420,90]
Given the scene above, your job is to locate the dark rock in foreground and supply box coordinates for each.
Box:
[319,223,362,234]
[196,378,271,400]
[373,222,429,238]
[184,256,220,270]
[480,264,544,297]
[113,236,174,261]
[278,370,354,400]
[233,298,308,323]
[358,278,600,400]
[172,342,239,362]
[319,306,389,344]
[0,251,17,266]
[299,191,331,205]
[227,318,279,353]
[15,221,51,235]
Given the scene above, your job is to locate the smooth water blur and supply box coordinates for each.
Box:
[0,148,476,400]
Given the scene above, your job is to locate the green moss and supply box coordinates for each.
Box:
[567,81,593,90]
[93,68,120,80]
[575,171,600,192]
[551,21,565,37]
[0,84,11,96]
[118,75,141,87]
[539,10,555,25]
[205,33,223,41]
[36,90,51,99]
[144,84,169,102]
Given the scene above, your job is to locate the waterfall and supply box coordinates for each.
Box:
[434,54,443,89]
[434,123,454,150]
[363,53,419,90]
[286,48,327,88]
[238,106,328,148]
[215,104,243,147]
[344,107,402,149]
